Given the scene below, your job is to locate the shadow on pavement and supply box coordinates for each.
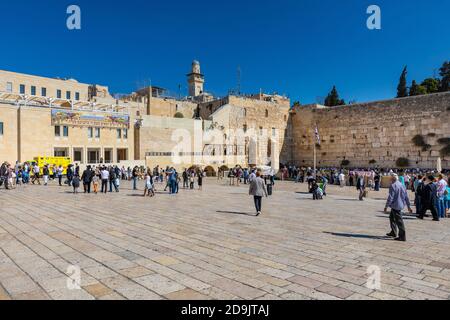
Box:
[323,231,391,240]
[217,210,256,217]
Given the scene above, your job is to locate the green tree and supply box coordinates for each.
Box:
[324,86,345,106]
[292,101,301,108]
[421,78,440,94]
[397,66,408,98]
[439,61,450,92]
[410,80,428,96]
[409,80,419,96]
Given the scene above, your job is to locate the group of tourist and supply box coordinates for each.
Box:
[0,161,207,197]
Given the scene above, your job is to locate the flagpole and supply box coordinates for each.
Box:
[313,141,316,178]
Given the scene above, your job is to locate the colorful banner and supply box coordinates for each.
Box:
[51,109,129,128]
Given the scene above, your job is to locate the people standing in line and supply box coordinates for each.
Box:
[356,174,366,201]
[249,171,268,216]
[81,165,93,194]
[436,174,448,219]
[100,167,109,193]
[43,165,50,186]
[384,174,412,242]
[418,175,439,221]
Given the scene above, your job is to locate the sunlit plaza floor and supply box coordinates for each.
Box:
[1,178,450,300]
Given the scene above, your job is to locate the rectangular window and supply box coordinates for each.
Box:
[95,128,100,138]
[54,126,61,137]
[66,91,71,99]
[20,84,26,94]
[41,87,47,97]
[6,82,13,93]
[88,127,93,138]
[272,128,276,136]
[75,92,80,100]
[123,128,128,139]
[63,126,69,137]
[0,122,3,135]
[74,148,83,163]
[31,86,36,95]
[57,90,62,99]
[117,129,122,139]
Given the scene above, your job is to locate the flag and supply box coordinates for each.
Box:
[314,125,321,145]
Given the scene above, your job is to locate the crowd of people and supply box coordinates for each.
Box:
[0,161,207,196]
[2,160,449,225]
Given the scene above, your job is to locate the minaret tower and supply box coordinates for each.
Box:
[187,60,204,97]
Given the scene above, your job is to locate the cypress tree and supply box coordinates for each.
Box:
[397,66,408,98]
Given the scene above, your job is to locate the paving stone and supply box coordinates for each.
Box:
[316,284,354,299]
[2,180,450,300]
[287,275,324,289]
[165,288,210,300]
[134,274,185,295]
[83,283,114,298]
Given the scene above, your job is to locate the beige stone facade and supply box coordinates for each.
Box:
[1,63,449,171]
[289,92,450,169]
[0,64,290,171]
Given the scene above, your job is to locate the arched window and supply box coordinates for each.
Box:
[265,109,269,117]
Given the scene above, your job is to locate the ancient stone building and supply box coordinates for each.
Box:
[289,92,450,169]
[1,61,449,172]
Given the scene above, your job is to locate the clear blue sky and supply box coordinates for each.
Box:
[1,0,449,104]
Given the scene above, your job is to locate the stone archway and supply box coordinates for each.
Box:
[204,166,216,177]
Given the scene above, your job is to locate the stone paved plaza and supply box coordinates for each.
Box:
[1,178,450,300]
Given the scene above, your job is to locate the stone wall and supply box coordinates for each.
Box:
[288,92,450,169]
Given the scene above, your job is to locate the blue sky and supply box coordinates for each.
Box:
[1,0,449,104]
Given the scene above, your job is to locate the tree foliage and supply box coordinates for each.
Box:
[324,86,345,107]
[439,61,450,92]
[397,66,408,98]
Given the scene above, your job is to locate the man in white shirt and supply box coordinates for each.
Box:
[32,164,41,185]
[100,167,109,193]
[339,172,346,188]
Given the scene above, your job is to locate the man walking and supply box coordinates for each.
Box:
[81,165,93,194]
[384,174,412,242]
[418,175,440,221]
[356,175,366,201]
[249,171,268,216]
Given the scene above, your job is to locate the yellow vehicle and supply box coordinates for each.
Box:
[31,156,72,175]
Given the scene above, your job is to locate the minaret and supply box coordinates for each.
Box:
[187,60,204,97]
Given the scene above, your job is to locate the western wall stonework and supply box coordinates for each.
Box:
[288,92,450,169]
